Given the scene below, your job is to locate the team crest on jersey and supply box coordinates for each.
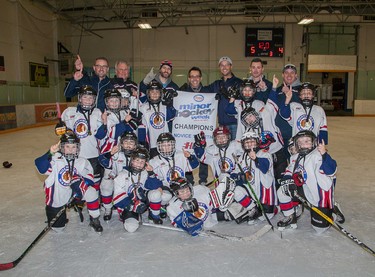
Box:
[218,157,234,173]
[58,166,78,186]
[128,182,142,194]
[193,202,209,221]
[297,114,314,131]
[295,164,307,182]
[243,166,255,185]
[74,118,89,138]
[150,112,166,129]
[167,166,184,183]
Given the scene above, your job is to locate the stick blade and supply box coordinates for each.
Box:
[0,262,15,271]
[243,224,272,242]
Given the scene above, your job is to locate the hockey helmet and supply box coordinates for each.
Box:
[293,130,317,156]
[60,129,80,160]
[157,132,176,158]
[239,79,257,102]
[147,80,163,104]
[120,131,138,156]
[130,146,150,174]
[240,106,260,129]
[78,85,97,111]
[213,126,231,149]
[299,82,317,109]
[170,177,193,200]
[241,131,259,152]
[104,89,122,113]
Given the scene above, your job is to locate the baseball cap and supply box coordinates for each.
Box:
[160,60,173,69]
[218,56,233,66]
[283,64,297,73]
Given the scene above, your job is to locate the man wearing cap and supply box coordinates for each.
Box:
[139,59,179,103]
[248,58,273,103]
[207,56,242,139]
[269,64,301,157]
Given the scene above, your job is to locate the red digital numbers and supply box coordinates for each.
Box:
[258,42,270,50]
[278,47,284,54]
[250,46,256,54]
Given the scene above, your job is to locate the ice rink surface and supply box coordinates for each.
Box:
[0,117,374,277]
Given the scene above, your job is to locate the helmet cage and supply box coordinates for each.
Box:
[105,89,122,113]
[170,178,193,200]
[294,131,317,156]
[241,108,260,129]
[78,86,97,111]
[157,140,176,158]
[120,132,138,156]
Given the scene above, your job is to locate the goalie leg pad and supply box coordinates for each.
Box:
[225,202,250,224]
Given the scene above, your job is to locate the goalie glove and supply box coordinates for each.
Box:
[209,176,235,211]
[174,211,203,236]
[182,198,199,213]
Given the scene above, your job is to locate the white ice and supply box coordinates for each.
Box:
[0,117,374,277]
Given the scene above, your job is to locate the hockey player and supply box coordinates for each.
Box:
[60,85,105,188]
[279,81,328,144]
[148,132,200,218]
[113,146,163,231]
[231,131,278,224]
[277,130,338,233]
[99,131,138,221]
[139,80,177,158]
[35,130,103,233]
[167,177,218,236]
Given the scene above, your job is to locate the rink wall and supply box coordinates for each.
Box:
[354,100,375,116]
[0,102,77,131]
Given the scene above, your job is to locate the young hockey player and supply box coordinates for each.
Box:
[277,130,341,233]
[167,177,218,236]
[34,130,103,233]
[113,146,163,232]
[139,80,177,158]
[99,131,138,221]
[278,81,328,144]
[148,132,200,219]
[231,131,277,224]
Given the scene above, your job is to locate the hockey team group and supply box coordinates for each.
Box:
[34,55,345,237]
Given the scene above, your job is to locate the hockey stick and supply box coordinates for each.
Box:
[232,153,274,231]
[142,222,271,242]
[294,193,375,258]
[205,177,218,187]
[0,197,75,271]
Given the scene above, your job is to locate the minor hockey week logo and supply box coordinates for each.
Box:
[149,112,166,129]
[166,166,184,183]
[58,166,78,186]
[74,118,89,138]
[296,114,314,131]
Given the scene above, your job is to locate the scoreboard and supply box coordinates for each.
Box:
[245,28,284,57]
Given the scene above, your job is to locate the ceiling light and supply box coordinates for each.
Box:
[138,23,152,29]
[298,18,314,25]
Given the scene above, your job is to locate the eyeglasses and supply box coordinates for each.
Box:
[95,65,109,69]
[189,75,201,79]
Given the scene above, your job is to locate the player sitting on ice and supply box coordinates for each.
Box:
[148,132,199,220]
[230,131,278,224]
[277,130,343,233]
[278,80,328,144]
[113,146,163,232]
[35,130,103,233]
[99,131,138,221]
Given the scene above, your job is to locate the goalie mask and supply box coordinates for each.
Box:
[60,129,80,160]
[129,146,149,174]
[104,89,122,113]
[120,131,137,156]
[241,131,259,152]
[157,132,176,158]
[78,85,97,111]
[147,80,163,105]
[241,106,260,129]
[239,79,257,102]
[293,130,317,156]
[213,126,231,149]
[299,82,317,109]
[170,177,193,201]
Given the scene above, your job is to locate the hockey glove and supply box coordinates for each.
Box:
[162,88,178,106]
[143,67,156,85]
[292,172,304,187]
[280,178,297,198]
[54,120,66,137]
[182,198,199,213]
[129,109,143,122]
[194,131,206,148]
[174,211,203,236]
[228,86,240,99]
[259,133,276,150]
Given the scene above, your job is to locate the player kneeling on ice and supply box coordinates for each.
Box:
[113,146,163,233]
[277,130,343,233]
[229,131,278,225]
[35,130,103,233]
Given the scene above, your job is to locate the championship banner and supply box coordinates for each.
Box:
[172,91,218,150]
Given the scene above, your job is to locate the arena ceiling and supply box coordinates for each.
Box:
[33,0,375,32]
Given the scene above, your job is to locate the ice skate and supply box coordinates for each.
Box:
[333,202,345,224]
[89,216,103,234]
[247,206,261,225]
[103,208,113,221]
[277,212,297,231]
[148,213,163,225]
